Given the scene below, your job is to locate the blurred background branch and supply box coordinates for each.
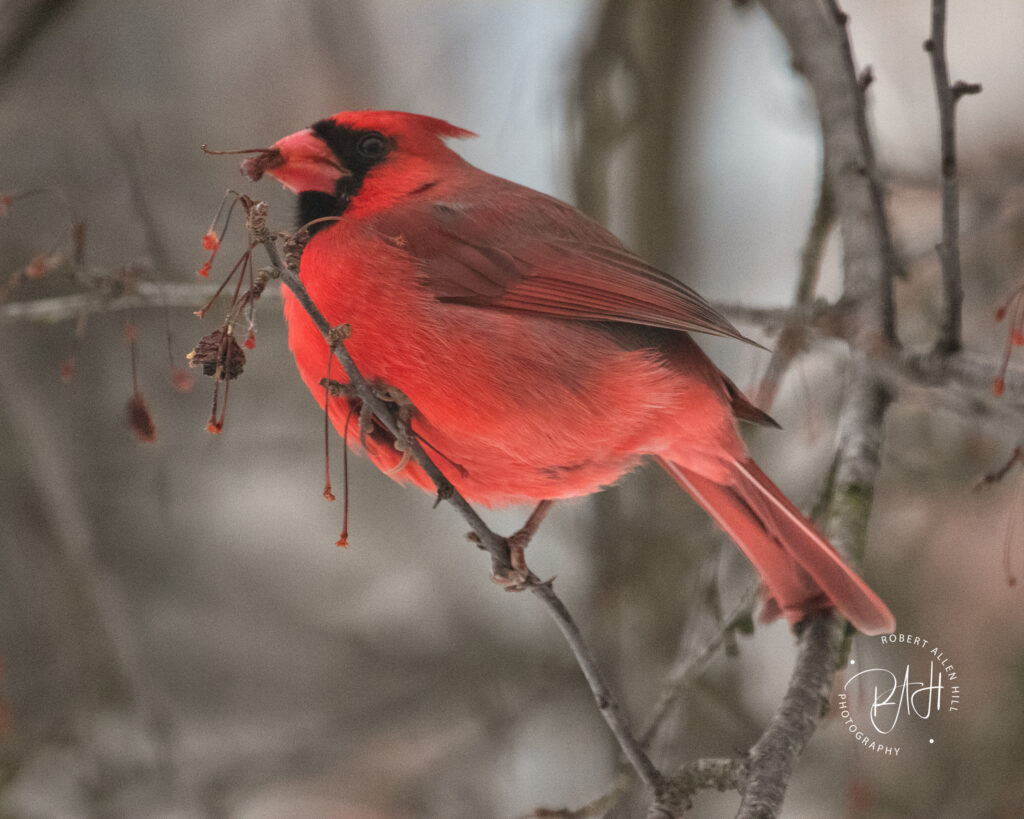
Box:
[0,0,72,86]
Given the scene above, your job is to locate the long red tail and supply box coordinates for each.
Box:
[658,457,894,636]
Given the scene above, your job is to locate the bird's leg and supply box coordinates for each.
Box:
[471,499,555,591]
[506,499,553,576]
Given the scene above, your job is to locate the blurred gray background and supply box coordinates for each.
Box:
[2,1,1024,816]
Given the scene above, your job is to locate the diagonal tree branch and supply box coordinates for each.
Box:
[241,200,666,801]
[754,164,836,409]
[0,0,73,86]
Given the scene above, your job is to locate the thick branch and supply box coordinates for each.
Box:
[738,616,843,818]
[760,0,900,349]
[735,3,904,815]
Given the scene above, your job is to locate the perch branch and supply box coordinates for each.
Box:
[243,200,663,800]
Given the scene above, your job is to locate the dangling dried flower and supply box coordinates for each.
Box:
[187,328,246,380]
[127,391,157,443]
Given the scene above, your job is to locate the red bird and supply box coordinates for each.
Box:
[244,110,894,636]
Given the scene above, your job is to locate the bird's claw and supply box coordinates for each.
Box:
[491,535,532,590]
[379,386,414,474]
[467,507,556,591]
[319,377,415,468]
[490,565,556,592]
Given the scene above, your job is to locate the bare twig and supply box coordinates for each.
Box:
[640,585,759,748]
[755,168,836,408]
[924,0,982,354]
[0,0,73,85]
[974,445,1024,489]
[9,280,1022,416]
[796,167,836,306]
[899,348,1024,404]
[0,280,221,325]
[667,757,749,811]
[243,200,663,800]
[523,771,632,819]
[711,299,841,339]
[531,583,665,796]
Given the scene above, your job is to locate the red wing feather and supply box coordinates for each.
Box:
[368,184,753,344]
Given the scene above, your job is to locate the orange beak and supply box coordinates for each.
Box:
[240,129,349,195]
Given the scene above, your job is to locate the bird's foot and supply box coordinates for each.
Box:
[491,535,534,590]
[318,377,415,471]
[468,500,556,591]
[374,384,415,474]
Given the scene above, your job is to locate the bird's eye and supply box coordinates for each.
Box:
[356,133,390,161]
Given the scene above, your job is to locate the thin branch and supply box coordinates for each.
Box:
[899,348,1024,405]
[0,280,220,325]
[670,757,749,809]
[640,585,759,748]
[523,771,632,819]
[10,278,1022,414]
[925,0,982,354]
[974,445,1024,489]
[531,583,665,796]
[242,200,663,800]
[0,0,73,86]
[711,299,839,337]
[796,167,836,305]
[755,167,836,408]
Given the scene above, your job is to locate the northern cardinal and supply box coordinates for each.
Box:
[242,110,894,636]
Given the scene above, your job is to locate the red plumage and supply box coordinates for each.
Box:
[255,109,894,636]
